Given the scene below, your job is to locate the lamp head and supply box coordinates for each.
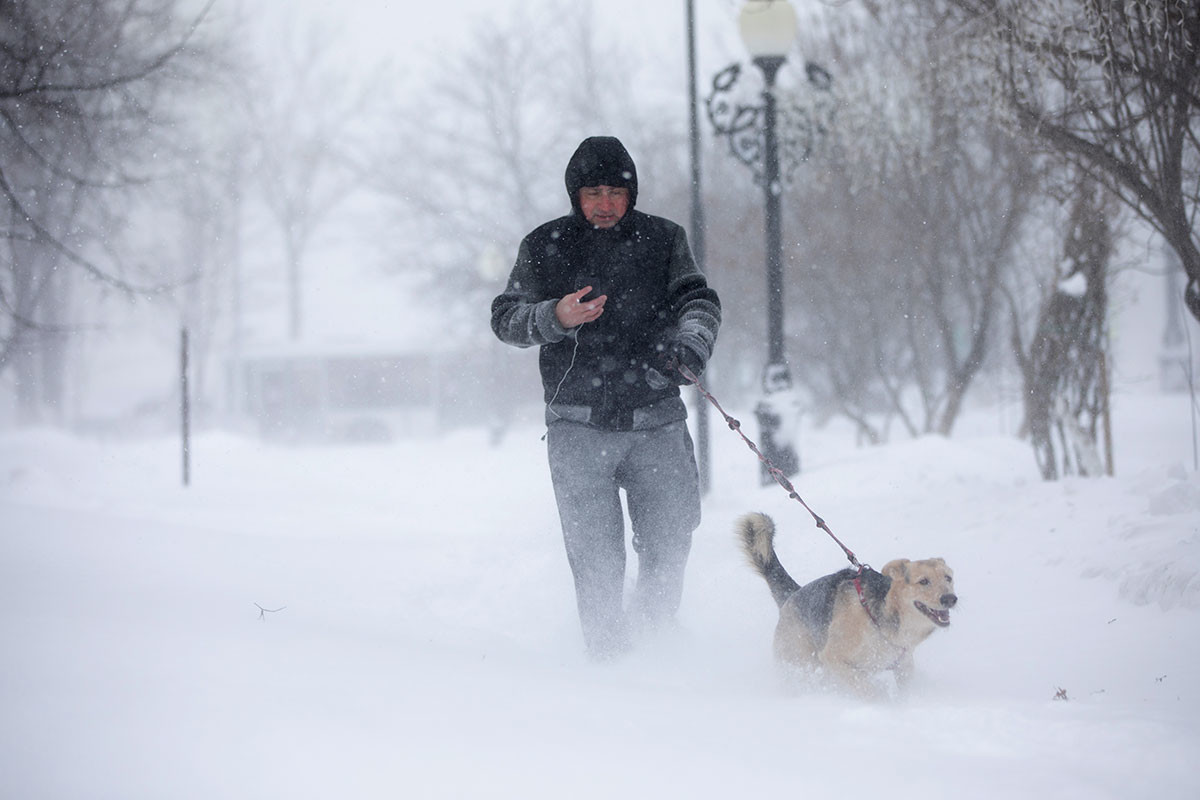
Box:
[737,0,798,60]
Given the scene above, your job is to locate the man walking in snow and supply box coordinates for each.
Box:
[490,136,721,660]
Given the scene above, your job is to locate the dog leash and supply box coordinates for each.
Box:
[675,362,865,573]
[675,364,904,638]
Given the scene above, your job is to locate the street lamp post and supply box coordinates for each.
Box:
[706,0,832,481]
[760,55,785,370]
[739,1,794,372]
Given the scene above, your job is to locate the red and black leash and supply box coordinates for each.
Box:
[676,362,881,618]
[676,362,861,569]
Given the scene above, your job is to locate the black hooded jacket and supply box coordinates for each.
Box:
[491,137,721,431]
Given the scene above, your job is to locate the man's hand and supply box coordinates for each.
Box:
[669,338,706,379]
[646,333,708,390]
[555,286,607,328]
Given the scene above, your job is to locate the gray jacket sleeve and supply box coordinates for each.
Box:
[666,226,721,363]
[490,238,570,348]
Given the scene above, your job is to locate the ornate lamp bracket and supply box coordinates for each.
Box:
[705,60,834,187]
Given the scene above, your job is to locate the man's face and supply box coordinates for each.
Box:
[579,185,630,229]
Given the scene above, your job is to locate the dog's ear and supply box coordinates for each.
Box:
[882,559,911,583]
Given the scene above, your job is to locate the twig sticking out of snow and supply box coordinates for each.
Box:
[256,603,286,621]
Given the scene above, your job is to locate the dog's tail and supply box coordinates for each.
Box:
[735,512,801,608]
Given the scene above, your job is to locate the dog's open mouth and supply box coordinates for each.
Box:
[915,601,951,627]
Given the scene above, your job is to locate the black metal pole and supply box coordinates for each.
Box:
[751,55,800,483]
[181,327,190,487]
[686,0,711,496]
[757,55,787,372]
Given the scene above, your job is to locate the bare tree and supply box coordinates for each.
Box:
[364,0,681,333]
[926,0,1200,323]
[365,3,569,314]
[1011,178,1117,479]
[0,0,213,408]
[789,7,1039,439]
[241,19,373,342]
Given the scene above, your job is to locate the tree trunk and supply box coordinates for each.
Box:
[1018,181,1113,480]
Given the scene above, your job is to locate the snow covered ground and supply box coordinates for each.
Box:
[1,390,1197,799]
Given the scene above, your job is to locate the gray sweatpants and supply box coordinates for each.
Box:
[546,419,702,658]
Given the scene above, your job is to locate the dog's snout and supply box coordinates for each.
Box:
[941,593,958,608]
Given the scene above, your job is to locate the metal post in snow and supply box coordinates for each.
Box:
[181,327,190,487]
[686,0,711,496]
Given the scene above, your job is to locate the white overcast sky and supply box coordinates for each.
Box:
[270,0,750,90]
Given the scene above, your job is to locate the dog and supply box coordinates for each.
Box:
[736,511,956,699]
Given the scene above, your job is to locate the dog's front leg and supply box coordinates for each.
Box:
[892,651,916,695]
[822,654,887,702]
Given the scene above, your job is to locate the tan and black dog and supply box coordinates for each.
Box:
[736,511,957,699]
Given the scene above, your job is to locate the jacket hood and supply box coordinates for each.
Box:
[564,136,638,217]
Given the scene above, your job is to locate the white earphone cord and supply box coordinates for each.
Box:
[545,321,586,422]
